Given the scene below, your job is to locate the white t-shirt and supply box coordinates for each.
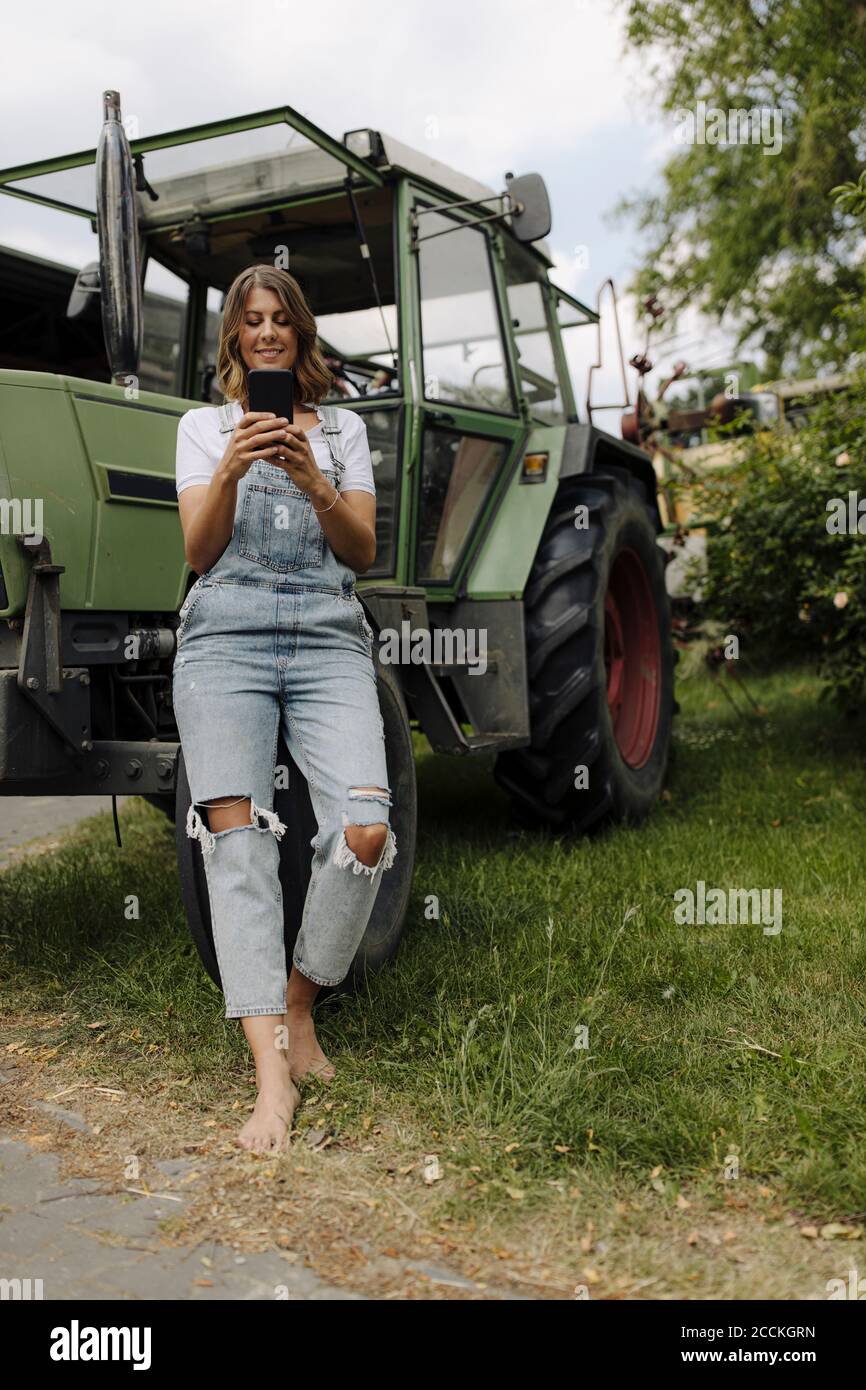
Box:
[175,400,376,498]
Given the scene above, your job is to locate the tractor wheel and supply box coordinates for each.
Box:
[494,465,675,830]
[175,658,417,996]
[141,793,175,823]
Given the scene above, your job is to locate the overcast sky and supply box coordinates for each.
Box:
[0,0,742,426]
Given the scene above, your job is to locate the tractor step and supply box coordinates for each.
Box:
[462,732,525,752]
[359,587,529,756]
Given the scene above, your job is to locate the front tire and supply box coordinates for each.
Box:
[494,465,675,830]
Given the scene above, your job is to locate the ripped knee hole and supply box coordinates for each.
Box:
[186,794,287,858]
[334,790,397,877]
[344,822,389,866]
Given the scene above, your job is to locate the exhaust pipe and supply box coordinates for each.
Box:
[96,90,142,386]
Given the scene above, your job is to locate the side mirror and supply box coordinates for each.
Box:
[66,262,101,321]
[506,172,551,242]
[96,89,143,384]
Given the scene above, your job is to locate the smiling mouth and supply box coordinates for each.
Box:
[256,347,284,356]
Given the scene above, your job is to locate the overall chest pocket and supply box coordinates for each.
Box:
[238,468,338,572]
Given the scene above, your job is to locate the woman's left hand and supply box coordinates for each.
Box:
[272,424,330,499]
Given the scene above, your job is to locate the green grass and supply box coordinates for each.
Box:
[3,662,866,1220]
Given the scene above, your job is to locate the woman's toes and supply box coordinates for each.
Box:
[309,1060,336,1081]
[237,1083,298,1153]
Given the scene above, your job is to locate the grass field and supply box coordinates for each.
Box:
[2,660,866,1297]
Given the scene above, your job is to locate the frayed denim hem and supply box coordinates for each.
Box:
[225,1004,287,1019]
[291,956,346,989]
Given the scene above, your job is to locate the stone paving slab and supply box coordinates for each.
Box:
[0,1135,362,1300]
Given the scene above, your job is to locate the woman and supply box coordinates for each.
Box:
[173,264,396,1155]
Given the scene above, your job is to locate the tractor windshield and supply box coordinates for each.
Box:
[147,176,398,404]
[135,124,398,401]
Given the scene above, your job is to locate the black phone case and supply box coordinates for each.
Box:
[247,368,295,423]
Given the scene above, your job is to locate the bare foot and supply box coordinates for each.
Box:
[236,1062,301,1154]
[286,1007,336,1082]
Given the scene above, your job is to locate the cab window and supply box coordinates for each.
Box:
[417,207,516,414]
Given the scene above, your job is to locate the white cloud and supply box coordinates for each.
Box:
[0,0,650,178]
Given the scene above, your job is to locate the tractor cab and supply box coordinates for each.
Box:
[0,97,596,595]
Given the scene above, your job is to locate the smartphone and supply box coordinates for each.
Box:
[247,367,295,424]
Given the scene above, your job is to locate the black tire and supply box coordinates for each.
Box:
[494,464,675,830]
[175,658,417,996]
[141,793,175,823]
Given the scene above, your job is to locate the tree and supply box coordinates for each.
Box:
[615,0,866,377]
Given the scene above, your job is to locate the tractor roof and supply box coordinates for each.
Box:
[0,104,554,268]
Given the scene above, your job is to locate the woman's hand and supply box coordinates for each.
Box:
[219,412,291,482]
[271,423,333,504]
[180,411,377,575]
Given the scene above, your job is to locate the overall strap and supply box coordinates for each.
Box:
[217,401,237,433]
[319,404,346,481]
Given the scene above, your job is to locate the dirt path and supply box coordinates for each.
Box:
[1,1031,860,1302]
[0,1133,366,1301]
[0,1046,529,1301]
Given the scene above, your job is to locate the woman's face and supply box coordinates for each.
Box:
[238,285,298,375]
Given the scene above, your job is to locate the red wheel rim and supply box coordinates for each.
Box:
[603,546,661,768]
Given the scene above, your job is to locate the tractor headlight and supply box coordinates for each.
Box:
[343,129,385,164]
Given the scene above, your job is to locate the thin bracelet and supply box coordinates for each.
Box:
[312,486,340,514]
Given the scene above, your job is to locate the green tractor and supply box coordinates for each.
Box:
[0,93,675,991]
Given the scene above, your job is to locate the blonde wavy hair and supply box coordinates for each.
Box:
[215,264,334,408]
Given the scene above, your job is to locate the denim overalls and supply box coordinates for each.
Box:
[172,401,395,1017]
